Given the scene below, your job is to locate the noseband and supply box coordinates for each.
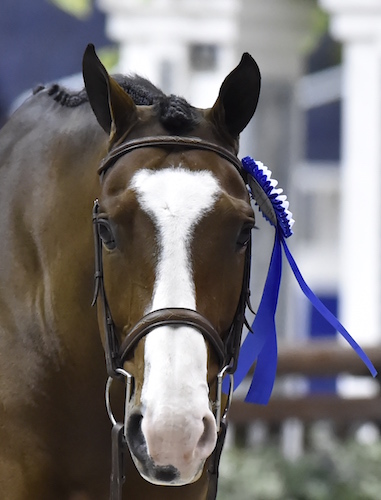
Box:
[92,136,252,500]
[119,308,226,367]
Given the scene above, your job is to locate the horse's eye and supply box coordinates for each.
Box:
[237,224,253,248]
[98,219,116,250]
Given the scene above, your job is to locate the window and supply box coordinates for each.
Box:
[189,44,218,71]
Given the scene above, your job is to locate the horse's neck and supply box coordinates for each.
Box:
[0,94,107,399]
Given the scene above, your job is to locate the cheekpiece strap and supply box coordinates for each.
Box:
[228,156,378,405]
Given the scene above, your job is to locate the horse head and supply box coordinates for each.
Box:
[83,45,260,487]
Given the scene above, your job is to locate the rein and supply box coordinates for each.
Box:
[92,136,251,500]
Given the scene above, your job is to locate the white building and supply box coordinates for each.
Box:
[319,0,381,347]
[98,0,240,108]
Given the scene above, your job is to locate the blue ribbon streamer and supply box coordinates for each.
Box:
[234,231,281,404]
[223,156,378,404]
[226,228,378,405]
[281,236,377,378]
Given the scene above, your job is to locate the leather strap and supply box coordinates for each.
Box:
[92,200,121,378]
[207,420,227,500]
[119,307,226,368]
[98,136,243,179]
[110,423,127,500]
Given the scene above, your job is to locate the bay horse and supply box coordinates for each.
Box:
[0,45,260,499]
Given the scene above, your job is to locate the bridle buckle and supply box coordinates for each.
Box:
[215,364,234,432]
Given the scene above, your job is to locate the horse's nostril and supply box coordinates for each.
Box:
[127,412,182,484]
[126,413,147,463]
[197,413,217,453]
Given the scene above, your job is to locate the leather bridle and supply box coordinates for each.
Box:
[91,136,252,500]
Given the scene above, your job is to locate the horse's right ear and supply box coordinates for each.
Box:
[82,44,137,143]
[208,53,261,139]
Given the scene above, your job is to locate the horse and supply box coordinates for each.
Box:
[0,44,261,499]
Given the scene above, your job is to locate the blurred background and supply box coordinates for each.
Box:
[1,0,381,498]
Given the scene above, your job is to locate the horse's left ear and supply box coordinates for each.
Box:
[82,44,137,143]
[209,53,261,138]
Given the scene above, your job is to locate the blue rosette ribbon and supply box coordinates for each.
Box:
[227,156,377,405]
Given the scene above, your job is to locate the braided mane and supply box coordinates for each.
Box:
[34,74,199,134]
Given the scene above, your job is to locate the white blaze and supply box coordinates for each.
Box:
[131,167,220,311]
[130,167,221,483]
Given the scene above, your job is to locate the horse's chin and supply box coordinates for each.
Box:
[130,453,205,486]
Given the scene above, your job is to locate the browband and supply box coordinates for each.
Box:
[98,136,244,179]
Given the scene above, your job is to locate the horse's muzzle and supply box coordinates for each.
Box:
[126,408,216,486]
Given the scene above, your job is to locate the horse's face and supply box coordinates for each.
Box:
[100,155,252,484]
[83,46,261,486]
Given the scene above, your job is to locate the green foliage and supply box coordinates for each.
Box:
[96,46,119,72]
[46,0,119,71]
[302,5,330,56]
[218,440,381,500]
[47,0,92,19]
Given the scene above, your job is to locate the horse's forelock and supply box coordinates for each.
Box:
[156,95,199,134]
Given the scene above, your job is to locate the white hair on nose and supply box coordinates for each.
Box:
[130,167,221,484]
